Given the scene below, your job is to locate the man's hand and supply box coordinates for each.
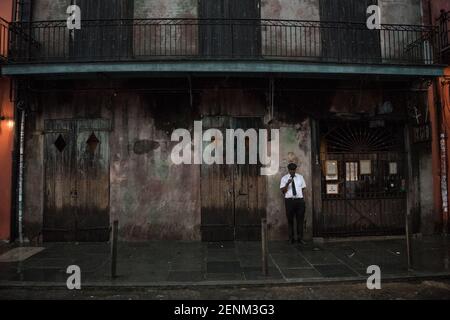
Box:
[281,179,293,194]
[285,178,293,188]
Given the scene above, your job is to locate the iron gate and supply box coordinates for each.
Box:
[315,123,407,237]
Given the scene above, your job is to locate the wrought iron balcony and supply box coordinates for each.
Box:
[439,11,450,58]
[0,18,8,62]
[1,18,442,66]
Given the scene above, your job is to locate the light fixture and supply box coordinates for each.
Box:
[0,116,14,128]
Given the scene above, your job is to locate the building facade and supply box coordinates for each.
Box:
[421,0,450,236]
[1,0,448,242]
[0,0,14,241]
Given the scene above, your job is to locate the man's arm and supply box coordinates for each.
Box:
[300,176,307,189]
[280,177,293,194]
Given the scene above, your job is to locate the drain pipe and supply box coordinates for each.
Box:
[440,131,448,235]
[16,103,25,244]
[441,78,450,234]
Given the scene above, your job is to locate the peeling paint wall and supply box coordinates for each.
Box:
[31,0,70,59]
[23,82,201,241]
[28,0,426,63]
[261,0,320,20]
[261,0,321,58]
[379,0,424,62]
[109,92,201,240]
[419,151,434,234]
[22,78,314,241]
[266,120,312,240]
[134,0,197,18]
[379,0,422,25]
[32,0,69,20]
[133,0,198,56]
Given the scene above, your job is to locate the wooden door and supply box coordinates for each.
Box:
[232,117,266,240]
[319,0,381,63]
[199,0,261,58]
[43,119,110,242]
[43,120,78,241]
[201,117,266,241]
[75,120,111,241]
[201,117,235,241]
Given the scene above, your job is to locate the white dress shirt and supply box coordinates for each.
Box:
[280,173,306,199]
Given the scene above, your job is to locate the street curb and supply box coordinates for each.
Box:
[1,273,450,290]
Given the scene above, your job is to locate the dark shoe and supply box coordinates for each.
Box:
[298,240,307,245]
[289,239,295,244]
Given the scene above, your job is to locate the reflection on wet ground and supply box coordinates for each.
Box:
[0,236,448,284]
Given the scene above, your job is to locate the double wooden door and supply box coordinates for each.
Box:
[43,119,110,242]
[201,117,266,241]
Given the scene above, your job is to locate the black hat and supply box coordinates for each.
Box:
[287,163,297,170]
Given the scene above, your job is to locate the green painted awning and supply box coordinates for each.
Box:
[1,60,445,77]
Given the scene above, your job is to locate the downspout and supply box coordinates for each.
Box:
[439,130,448,235]
[17,106,25,243]
[13,100,25,244]
[435,76,449,235]
[441,77,450,234]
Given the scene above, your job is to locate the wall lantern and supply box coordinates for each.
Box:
[0,116,14,128]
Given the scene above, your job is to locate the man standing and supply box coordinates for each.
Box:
[280,163,307,244]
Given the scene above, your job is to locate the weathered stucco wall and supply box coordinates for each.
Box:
[261,0,320,20]
[261,0,321,58]
[379,0,422,25]
[23,82,201,241]
[379,0,424,62]
[419,151,434,235]
[133,0,198,56]
[134,0,197,19]
[109,92,201,240]
[32,0,69,20]
[22,78,313,241]
[266,121,313,240]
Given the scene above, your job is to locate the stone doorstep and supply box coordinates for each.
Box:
[0,247,45,263]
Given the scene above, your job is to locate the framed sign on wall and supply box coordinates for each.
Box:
[325,160,338,180]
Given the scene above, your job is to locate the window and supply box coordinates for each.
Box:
[346,162,359,181]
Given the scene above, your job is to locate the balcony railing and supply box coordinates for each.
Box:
[0,18,8,61]
[2,18,442,66]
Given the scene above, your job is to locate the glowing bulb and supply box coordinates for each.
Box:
[6,120,14,128]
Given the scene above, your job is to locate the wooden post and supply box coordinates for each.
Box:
[405,126,414,271]
[405,212,412,270]
[111,220,118,279]
[261,218,268,276]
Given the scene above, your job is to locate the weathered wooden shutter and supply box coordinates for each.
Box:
[200,117,266,241]
[199,0,261,58]
[72,0,134,60]
[319,0,381,63]
[43,120,78,241]
[43,119,110,242]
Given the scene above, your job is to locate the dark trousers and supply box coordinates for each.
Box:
[285,198,306,241]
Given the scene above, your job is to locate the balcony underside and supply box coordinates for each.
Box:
[1,60,444,78]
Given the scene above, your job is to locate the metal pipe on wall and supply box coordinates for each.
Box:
[440,77,450,234]
[17,107,24,243]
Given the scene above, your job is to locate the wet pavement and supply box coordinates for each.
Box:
[0,236,449,286]
[2,279,450,299]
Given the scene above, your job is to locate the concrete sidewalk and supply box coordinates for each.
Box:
[0,236,449,287]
